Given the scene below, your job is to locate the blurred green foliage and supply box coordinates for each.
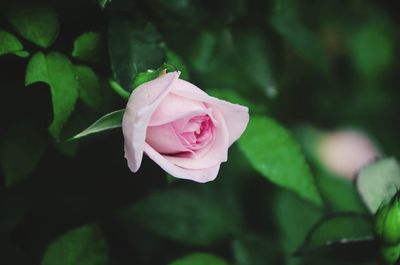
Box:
[0,0,399,264]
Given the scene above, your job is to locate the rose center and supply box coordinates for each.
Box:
[175,115,213,151]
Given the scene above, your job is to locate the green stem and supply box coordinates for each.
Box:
[109,79,130,100]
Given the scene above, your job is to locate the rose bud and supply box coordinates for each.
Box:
[122,71,249,183]
[317,129,380,179]
[381,243,400,265]
[376,193,400,245]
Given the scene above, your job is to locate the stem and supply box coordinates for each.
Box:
[109,79,130,100]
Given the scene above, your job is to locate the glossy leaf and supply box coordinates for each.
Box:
[71,110,124,140]
[132,64,177,89]
[25,52,79,140]
[72,32,102,63]
[298,213,374,254]
[41,224,109,265]
[357,158,400,214]
[274,190,322,265]
[108,15,165,91]
[0,30,28,57]
[238,116,322,206]
[0,121,46,187]
[75,65,102,110]
[168,253,229,265]
[4,4,59,48]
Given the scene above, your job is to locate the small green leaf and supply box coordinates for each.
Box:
[75,65,102,110]
[108,15,166,91]
[4,4,59,48]
[71,109,124,140]
[0,121,46,187]
[26,52,79,140]
[166,50,190,79]
[132,69,162,89]
[0,30,28,57]
[238,116,322,206]
[41,224,109,265]
[274,190,322,265]
[132,63,179,89]
[13,50,30,58]
[298,213,374,254]
[168,253,229,265]
[72,32,102,63]
[357,158,400,214]
[118,188,242,246]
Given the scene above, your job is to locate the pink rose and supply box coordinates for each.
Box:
[122,71,249,183]
[318,129,380,179]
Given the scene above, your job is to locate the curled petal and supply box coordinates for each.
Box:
[144,143,220,183]
[170,79,249,146]
[123,72,180,172]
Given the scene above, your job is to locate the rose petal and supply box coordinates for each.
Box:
[144,143,220,183]
[148,93,206,126]
[164,109,229,169]
[170,79,249,146]
[146,123,190,154]
[123,72,180,172]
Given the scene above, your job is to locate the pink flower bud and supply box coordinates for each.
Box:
[318,129,380,179]
[122,71,249,183]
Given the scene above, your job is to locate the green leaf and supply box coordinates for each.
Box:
[0,30,28,57]
[71,110,124,140]
[166,50,190,80]
[72,32,102,63]
[274,190,322,265]
[270,0,330,72]
[41,224,109,265]
[117,188,242,246]
[108,15,166,91]
[298,213,374,254]
[207,89,266,115]
[75,65,102,110]
[357,158,400,214]
[232,235,280,265]
[238,116,322,206]
[132,69,163,90]
[0,121,46,187]
[3,4,59,48]
[317,174,367,213]
[168,253,229,265]
[131,64,177,89]
[233,29,277,98]
[25,52,79,140]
